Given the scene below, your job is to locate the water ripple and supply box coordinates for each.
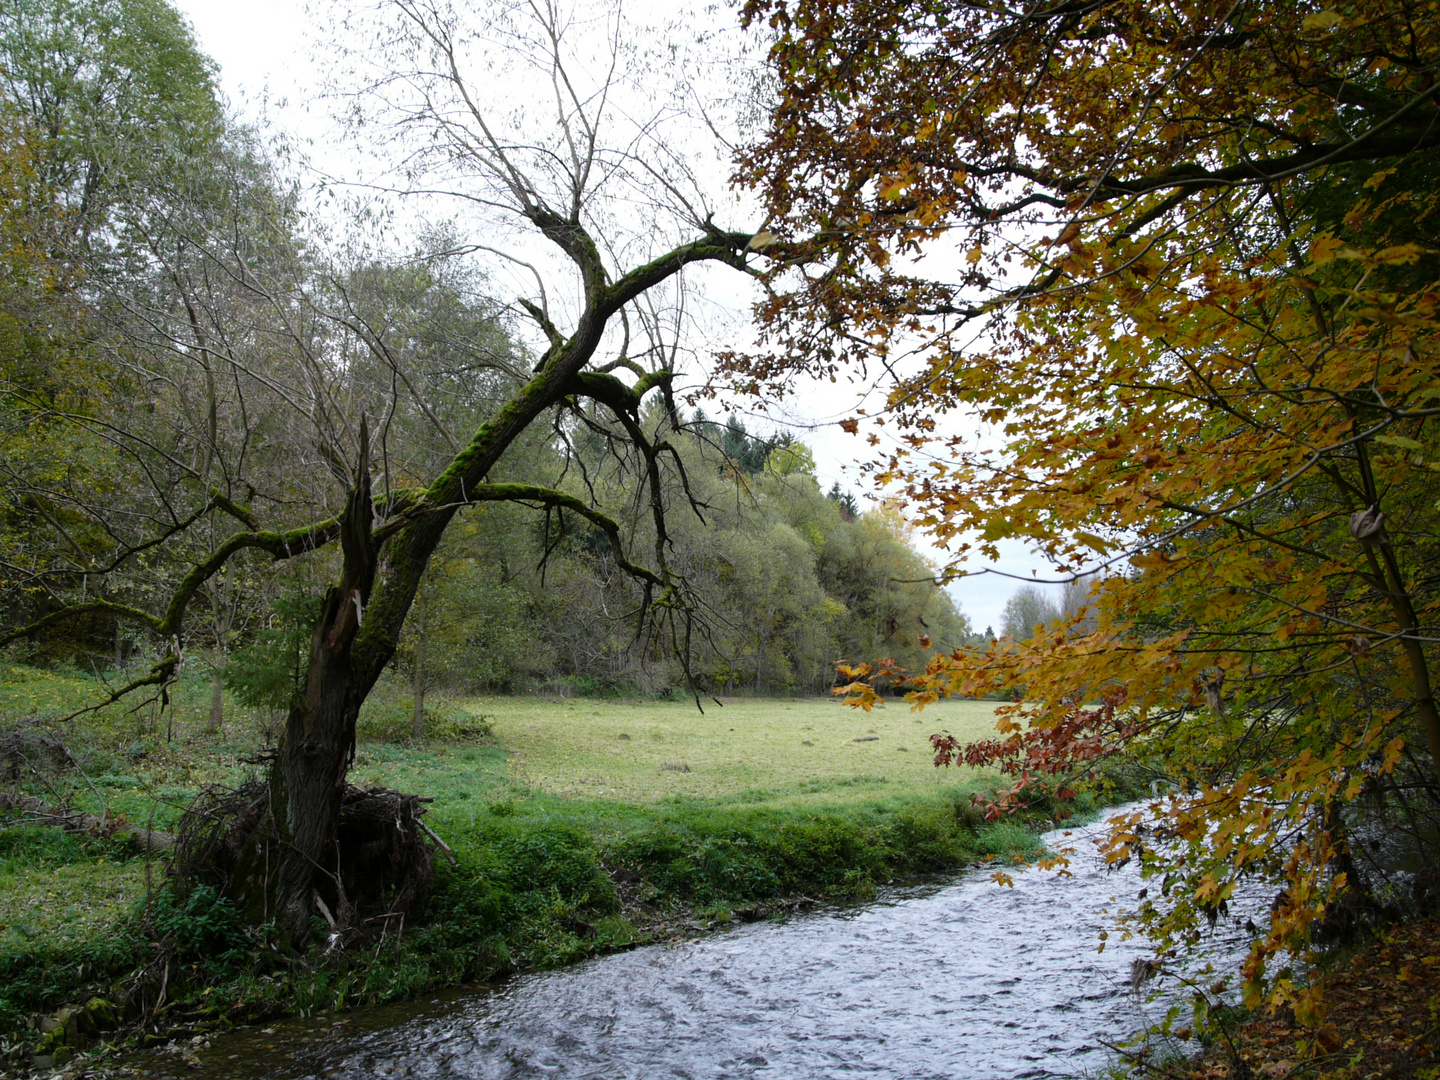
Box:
[133,806,1261,1080]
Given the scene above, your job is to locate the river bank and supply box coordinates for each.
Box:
[5,790,1053,1076]
[3,671,1070,1074]
[47,810,1176,1080]
[17,764,1430,1080]
[77,806,1269,1080]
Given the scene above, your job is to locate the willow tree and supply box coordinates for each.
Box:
[2,0,767,938]
[737,0,1440,1015]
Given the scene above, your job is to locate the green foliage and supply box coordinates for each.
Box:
[1000,586,1061,642]
[149,884,248,963]
[0,0,224,242]
[223,592,322,712]
[605,796,986,904]
[0,826,145,1031]
[395,507,549,698]
[691,412,795,477]
[521,413,970,697]
[354,678,495,743]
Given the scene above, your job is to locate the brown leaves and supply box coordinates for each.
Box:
[1186,921,1440,1079]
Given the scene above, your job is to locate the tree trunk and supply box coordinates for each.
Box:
[266,590,366,934]
[263,426,381,938]
[1371,542,1440,788]
[755,618,764,694]
[412,642,426,741]
[207,660,224,735]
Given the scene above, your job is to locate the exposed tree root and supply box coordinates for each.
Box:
[170,779,437,944]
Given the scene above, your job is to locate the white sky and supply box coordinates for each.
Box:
[172,0,1053,636]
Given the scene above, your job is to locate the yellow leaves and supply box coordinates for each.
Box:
[1289,982,1331,1030]
[1129,549,1176,571]
[743,0,1440,1028]
[1383,736,1404,773]
[1375,433,1424,451]
[1301,10,1344,30]
[980,515,1016,541]
[1208,587,1249,621]
[1309,234,1345,265]
[1305,236,1425,270]
[1364,168,1396,191]
[834,681,882,711]
[878,175,912,201]
[1374,243,1426,266]
[1036,853,1071,876]
[991,870,1015,887]
[1194,872,1233,905]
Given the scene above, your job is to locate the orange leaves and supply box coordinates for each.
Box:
[741,0,1440,1018]
[877,171,913,202]
[1129,549,1177,571]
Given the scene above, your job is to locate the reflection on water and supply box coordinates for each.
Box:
[131,807,1258,1080]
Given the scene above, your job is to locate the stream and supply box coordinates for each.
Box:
[128,807,1261,1080]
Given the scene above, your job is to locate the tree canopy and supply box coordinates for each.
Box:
[738,0,1440,1015]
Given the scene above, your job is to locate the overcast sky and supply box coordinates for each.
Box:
[171,0,1053,636]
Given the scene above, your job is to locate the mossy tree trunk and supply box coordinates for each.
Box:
[264,421,381,932]
[236,225,758,939]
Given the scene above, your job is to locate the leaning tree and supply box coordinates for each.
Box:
[1,0,768,938]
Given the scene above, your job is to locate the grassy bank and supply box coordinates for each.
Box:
[0,665,1066,1069]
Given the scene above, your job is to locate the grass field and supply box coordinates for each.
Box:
[0,664,1008,814]
[442,694,1003,804]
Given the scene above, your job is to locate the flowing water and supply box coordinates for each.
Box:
[130,807,1261,1080]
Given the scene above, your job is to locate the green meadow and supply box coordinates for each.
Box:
[367,694,1004,806]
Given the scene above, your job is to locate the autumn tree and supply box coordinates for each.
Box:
[738,0,1440,1014]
